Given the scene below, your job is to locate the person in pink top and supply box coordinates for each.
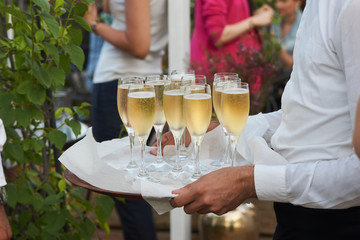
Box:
[190,0,274,89]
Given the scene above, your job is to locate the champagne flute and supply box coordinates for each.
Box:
[212,72,239,167]
[127,84,156,177]
[220,81,249,167]
[184,83,212,179]
[117,76,144,169]
[169,69,195,160]
[163,82,186,175]
[145,74,171,171]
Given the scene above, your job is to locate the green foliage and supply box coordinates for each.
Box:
[0,0,114,239]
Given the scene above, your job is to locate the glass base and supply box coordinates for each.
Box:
[192,172,201,179]
[127,162,138,169]
[210,159,223,167]
[147,161,172,172]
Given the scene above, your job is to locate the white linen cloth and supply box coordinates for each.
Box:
[254,0,360,209]
[59,117,269,214]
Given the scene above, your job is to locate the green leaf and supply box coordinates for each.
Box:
[55,107,73,119]
[74,16,91,32]
[55,0,64,9]
[29,105,44,121]
[48,67,65,86]
[27,222,40,237]
[33,0,50,13]
[42,12,59,39]
[40,210,66,233]
[73,106,89,117]
[30,139,44,152]
[59,53,71,73]
[95,196,114,219]
[0,108,16,126]
[65,119,81,136]
[62,43,84,71]
[74,3,88,17]
[32,62,51,88]
[17,183,33,205]
[44,42,60,65]
[2,6,27,22]
[48,130,67,150]
[4,127,20,140]
[58,179,66,192]
[28,84,46,105]
[13,36,27,50]
[81,0,95,4]
[81,102,91,107]
[35,29,45,43]
[6,185,17,208]
[16,79,32,95]
[67,27,83,46]
[15,107,31,127]
[78,218,95,240]
[5,142,24,163]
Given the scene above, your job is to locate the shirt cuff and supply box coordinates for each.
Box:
[254,164,287,202]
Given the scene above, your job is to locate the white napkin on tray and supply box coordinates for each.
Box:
[59,114,269,215]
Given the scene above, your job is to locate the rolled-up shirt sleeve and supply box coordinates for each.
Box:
[202,0,227,45]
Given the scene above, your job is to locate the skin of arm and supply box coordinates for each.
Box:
[84,0,151,59]
[354,98,360,158]
[215,5,274,48]
[103,0,110,14]
[0,204,12,240]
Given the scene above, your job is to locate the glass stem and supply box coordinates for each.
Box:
[173,136,182,172]
[192,140,201,179]
[156,128,163,163]
[229,135,240,167]
[180,128,186,154]
[127,131,137,168]
[222,131,229,164]
[138,138,148,176]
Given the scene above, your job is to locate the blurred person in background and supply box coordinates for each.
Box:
[265,0,303,111]
[190,0,274,90]
[84,0,168,239]
[271,0,303,70]
[85,0,112,93]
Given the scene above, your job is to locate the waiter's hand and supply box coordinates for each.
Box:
[170,166,256,215]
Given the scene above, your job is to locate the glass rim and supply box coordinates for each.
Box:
[118,76,144,85]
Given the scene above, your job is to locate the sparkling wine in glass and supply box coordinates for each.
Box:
[163,83,186,175]
[170,69,196,160]
[212,72,239,167]
[184,83,212,179]
[117,77,144,169]
[145,74,171,171]
[127,84,156,178]
[220,81,249,167]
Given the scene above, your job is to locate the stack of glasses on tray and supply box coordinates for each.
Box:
[116,71,249,183]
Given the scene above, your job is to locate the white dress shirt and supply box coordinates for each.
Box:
[254,0,360,209]
[0,119,7,187]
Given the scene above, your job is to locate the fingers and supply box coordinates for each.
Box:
[170,184,194,208]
